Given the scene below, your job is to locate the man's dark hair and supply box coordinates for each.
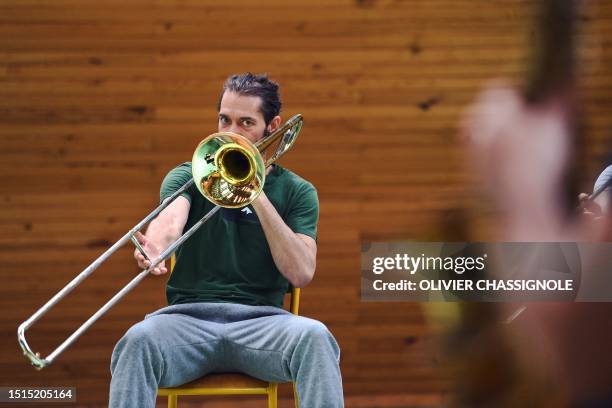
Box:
[217,73,282,125]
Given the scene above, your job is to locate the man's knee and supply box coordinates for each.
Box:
[110,319,163,375]
[298,319,340,361]
[117,320,160,349]
[300,319,330,338]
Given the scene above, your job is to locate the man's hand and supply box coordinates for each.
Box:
[131,196,189,276]
[133,231,168,275]
[578,193,604,222]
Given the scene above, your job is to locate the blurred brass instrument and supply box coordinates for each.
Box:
[18,114,303,370]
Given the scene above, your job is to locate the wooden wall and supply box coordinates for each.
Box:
[1,0,611,406]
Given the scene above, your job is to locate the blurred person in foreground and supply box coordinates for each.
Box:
[456,0,612,405]
[461,82,612,406]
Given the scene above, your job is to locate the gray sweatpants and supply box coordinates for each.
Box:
[109,302,343,407]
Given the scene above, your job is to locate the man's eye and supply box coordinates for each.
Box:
[242,120,254,127]
[219,116,229,124]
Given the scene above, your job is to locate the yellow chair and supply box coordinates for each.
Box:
[157,255,300,408]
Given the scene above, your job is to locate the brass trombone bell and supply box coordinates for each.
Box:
[192,134,265,208]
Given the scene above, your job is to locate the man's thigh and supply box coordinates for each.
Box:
[223,314,337,382]
[113,312,225,387]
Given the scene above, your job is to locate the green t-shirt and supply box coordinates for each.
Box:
[160,162,319,308]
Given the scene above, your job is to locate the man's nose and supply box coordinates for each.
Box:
[228,124,243,136]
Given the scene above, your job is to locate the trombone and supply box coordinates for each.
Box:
[18,114,303,370]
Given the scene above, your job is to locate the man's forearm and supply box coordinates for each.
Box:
[142,196,190,258]
[251,192,316,288]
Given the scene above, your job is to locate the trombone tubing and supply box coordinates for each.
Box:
[255,114,301,153]
[46,204,220,368]
[17,179,195,369]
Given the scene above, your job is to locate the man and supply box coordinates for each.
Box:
[109,73,344,408]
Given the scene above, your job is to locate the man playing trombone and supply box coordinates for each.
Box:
[109,73,344,407]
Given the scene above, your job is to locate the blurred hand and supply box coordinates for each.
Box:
[461,82,571,240]
[133,231,167,275]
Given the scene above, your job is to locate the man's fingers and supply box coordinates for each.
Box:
[134,250,148,268]
[150,265,168,275]
[134,246,165,271]
[152,261,167,275]
[134,231,147,245]
[582,199,602,215]
[577,192,604,215]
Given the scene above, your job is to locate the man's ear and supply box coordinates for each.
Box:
[267,116,282,134]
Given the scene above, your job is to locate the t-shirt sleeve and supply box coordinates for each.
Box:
[286,182,319,241]
[160,162,197,204]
